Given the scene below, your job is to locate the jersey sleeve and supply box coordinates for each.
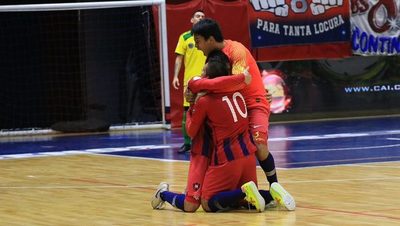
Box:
[229,43,248,75]
[188,74,246,94]
[175,33,186,55]
[186,97,208,138]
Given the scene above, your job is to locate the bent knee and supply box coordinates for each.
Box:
[201,199,213,212]
[184,201,200,212]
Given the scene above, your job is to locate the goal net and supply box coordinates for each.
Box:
[0,1,170,135]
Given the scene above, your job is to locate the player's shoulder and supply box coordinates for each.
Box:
[225,39,244,48]
[181,30,193,41]
[224,40,246,55]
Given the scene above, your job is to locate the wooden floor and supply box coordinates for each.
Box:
[1,154,399,226]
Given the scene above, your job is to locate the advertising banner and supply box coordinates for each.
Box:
[262,56,400,116]
[248,0,352,60]
[248,0,351,47]
[351,0,400,55]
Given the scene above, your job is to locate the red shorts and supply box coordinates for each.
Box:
[201,154,258,201]
[185,153,209,204]
[248,107,270,145]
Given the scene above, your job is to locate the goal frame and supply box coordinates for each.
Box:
[0,0,170,136]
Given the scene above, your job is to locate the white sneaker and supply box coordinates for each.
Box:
[151,182,169,209]
[270,182,295,211]
[241,181,265,212]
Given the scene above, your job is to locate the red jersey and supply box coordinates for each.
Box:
[186,91,257,166]
[188,40,269,112]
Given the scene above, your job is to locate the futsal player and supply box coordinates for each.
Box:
[172,9,206,154]
[188,18,295,210]
[151,50,272,212]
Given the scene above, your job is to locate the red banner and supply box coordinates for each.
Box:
[155,0,251,128]
[247,0,352,61]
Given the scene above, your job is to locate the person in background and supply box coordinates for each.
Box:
[172,9,206,154]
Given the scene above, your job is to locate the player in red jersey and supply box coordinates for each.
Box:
[189,18,295,210]
[187,50,262,212]
[151,50,273,212]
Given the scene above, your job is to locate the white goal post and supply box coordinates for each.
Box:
[0,1,171,136]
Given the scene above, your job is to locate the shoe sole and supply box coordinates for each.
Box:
[177,145,191,154]
[242,181,265,212]
[270,182,295,211]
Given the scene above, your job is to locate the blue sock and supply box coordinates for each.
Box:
[208,189,245,212]
[259,190,273,203]
[160,191,185,211]
[259,153,278,185]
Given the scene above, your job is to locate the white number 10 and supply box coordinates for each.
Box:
[222,92,247,122]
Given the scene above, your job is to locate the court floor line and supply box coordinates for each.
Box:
[285,155,400,166]
[98,153,189,163]
[268,129,400,141]
[273,143,400,153]
[298,205,400,221]
[2,174,400,190]
[3,141,399,160]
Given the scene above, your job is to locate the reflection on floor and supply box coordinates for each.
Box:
[1,116,400,168]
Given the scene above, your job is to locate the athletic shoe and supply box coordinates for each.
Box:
[151,182,169,209]
[265,200,278,209]
[177,144,191,154]
[270,182,296,211]
[241,181,265,212]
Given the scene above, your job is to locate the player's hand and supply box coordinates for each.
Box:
[195,91,207,103]
[185,88,196,104]
[172,76,180,90]
[243,66,252,85]
[266,92,272,103]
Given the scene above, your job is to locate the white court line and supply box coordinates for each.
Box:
[97,153,189,163]
[1,130,400,160]
[276,160,400,170]
[269,130,400,141]
[285,156,400,166]
[0,144,181,160]
[1,141,399,161]
[272,143,400,153]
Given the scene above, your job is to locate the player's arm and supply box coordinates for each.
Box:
[188,74,246,94]
[188,45,251,94]
[172,34,186,89]
[186,97,207,138]
[172,54,184,90]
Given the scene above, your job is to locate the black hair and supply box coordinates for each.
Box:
[191,18,224,42]
[192,9,204,17]
[205,49,231,79]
